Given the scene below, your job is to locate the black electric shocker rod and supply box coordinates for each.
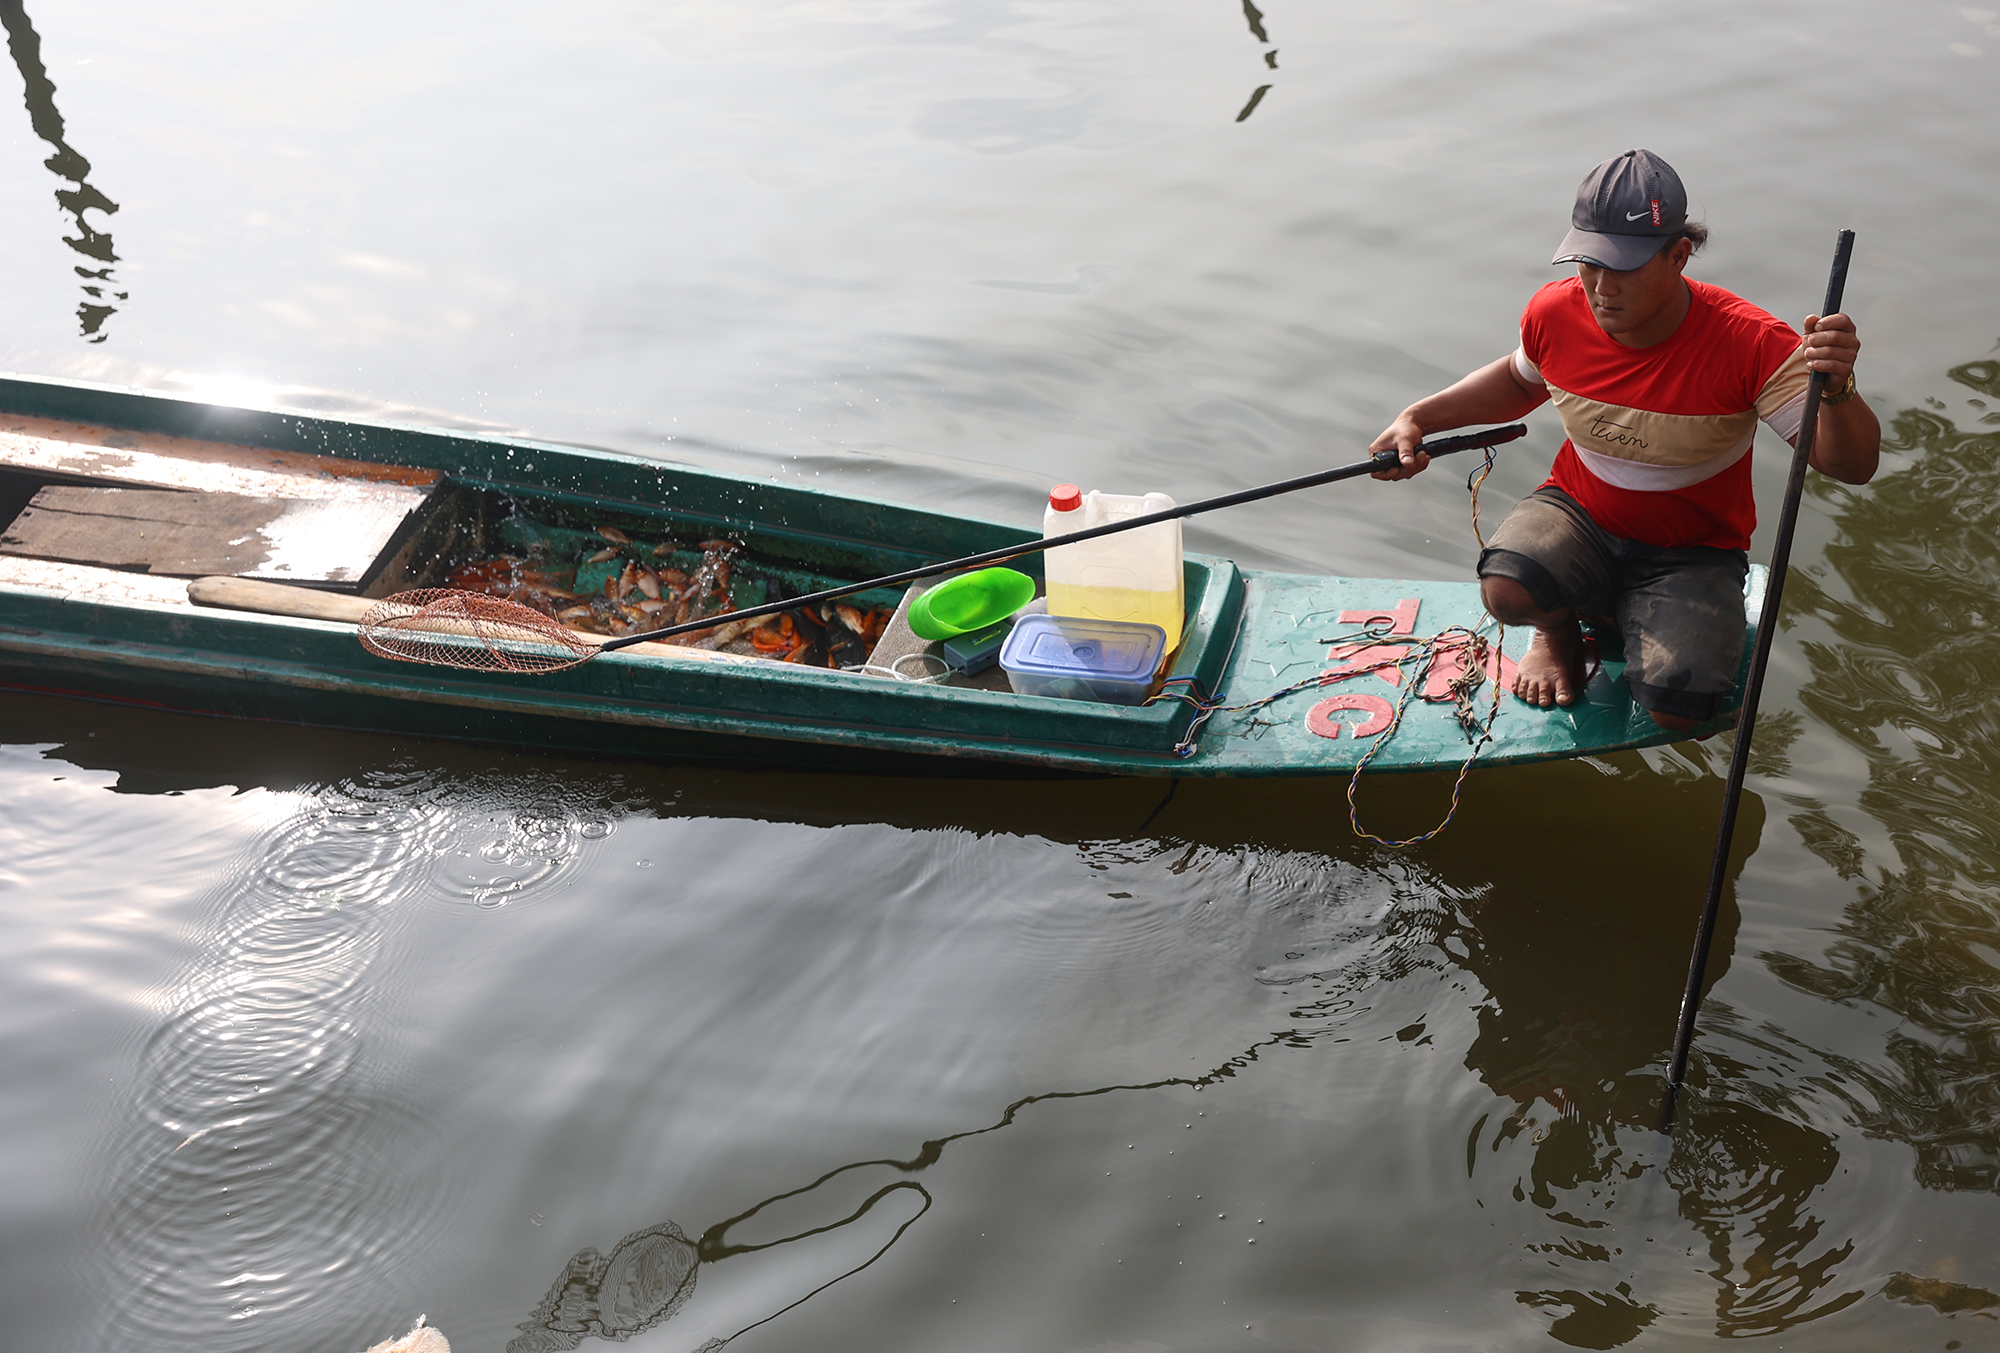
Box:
[1658,229,1857,1132]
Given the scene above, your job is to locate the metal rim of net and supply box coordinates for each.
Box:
[358,589,598,673]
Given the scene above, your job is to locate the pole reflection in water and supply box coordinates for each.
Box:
[1234,0,1276,123]
[0,0,126,342]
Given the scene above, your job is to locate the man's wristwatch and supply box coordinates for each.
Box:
[1822,371,1858,405]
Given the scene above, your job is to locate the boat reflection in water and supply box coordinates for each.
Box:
[487,754,1852,1352]
[0,695,1879,1348]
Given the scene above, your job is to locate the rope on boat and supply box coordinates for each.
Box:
[1342,624,1505,847]
[1467,441,1500,549]
[1147,620,1505,846]
[1147,438,1513,847]
[1150,622,1394,754]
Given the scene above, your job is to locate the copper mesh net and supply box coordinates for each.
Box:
[358,589,599,673]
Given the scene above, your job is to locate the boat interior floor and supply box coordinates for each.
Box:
[0,413,1090,692]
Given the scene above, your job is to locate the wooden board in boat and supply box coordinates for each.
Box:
[1,485,429,584]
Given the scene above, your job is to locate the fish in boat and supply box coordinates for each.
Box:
[0,373,1758,777]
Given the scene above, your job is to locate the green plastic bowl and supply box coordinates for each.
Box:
[908,568,1036,641]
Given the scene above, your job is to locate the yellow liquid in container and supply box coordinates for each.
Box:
[1043,488,1185,660]
[1043,582,1183,653]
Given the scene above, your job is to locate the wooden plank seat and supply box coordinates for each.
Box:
[1,485,424,584]
[0,413,441,589]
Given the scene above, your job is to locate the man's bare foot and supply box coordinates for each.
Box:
[1512,619,1591,708]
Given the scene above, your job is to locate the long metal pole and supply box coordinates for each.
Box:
[1658,230,1856,1131]
[596,423,1528,653]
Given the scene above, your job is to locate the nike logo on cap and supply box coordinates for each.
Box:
[1625,211,1650,221]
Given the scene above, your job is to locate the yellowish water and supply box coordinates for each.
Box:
[1044,582,1184,654]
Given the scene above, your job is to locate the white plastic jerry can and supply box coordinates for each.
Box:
[1042,485,1184,653]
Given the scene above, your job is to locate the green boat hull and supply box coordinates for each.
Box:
[0,374,1756,777]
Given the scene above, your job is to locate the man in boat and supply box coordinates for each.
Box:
[1369,149,1880,731]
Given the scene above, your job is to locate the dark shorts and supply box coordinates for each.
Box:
[1476,487,1748,721]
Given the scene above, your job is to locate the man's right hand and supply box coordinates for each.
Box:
[1365,353,1551,481]
[1369,415,1431,481]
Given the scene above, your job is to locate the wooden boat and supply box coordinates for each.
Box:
[0,373,1759,777]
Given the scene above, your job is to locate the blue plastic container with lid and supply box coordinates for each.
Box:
[998,614,1167,705]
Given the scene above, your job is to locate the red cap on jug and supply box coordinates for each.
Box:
[1049,484,1082,512]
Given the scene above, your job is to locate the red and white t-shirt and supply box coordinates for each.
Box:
[1514,277,1811,552]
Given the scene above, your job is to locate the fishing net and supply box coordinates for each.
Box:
[358,589,599,673]
[507,1221,700,1353]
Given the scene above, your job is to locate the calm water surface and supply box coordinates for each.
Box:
[3,2,2000,1349]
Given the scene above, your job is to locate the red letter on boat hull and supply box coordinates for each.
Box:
[1421,634,1518,700]
[1307,693,1395,739]
[1324,643,1409,687]
[1339,597,1420,637]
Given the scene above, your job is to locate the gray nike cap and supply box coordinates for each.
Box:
[1552,149,1688,271]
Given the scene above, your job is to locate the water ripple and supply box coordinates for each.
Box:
[430,796,612,911]
[1775,390,2000,1196]
[93,769,455,1351]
